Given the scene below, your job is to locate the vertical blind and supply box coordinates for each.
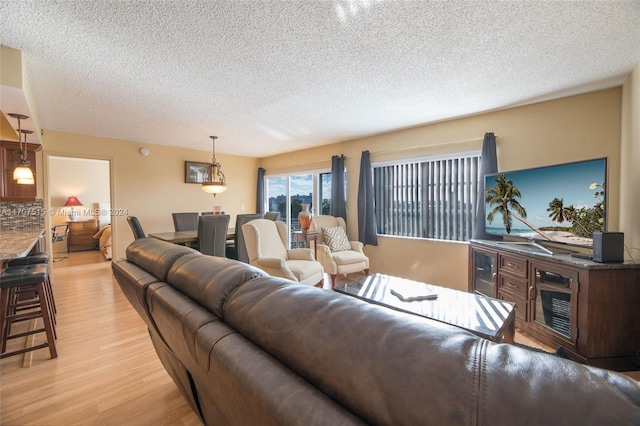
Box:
[373,152,481,241]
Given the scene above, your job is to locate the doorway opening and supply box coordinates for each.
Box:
[46,155,113,263]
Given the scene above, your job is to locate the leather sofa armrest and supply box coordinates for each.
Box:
[287,248,315,261]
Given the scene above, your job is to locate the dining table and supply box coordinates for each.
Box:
[148,229,235,248]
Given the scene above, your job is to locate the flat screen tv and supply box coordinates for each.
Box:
[484,157,607,249]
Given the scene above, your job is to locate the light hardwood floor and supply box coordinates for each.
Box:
[1,250,201,426]
[2,250,638,425]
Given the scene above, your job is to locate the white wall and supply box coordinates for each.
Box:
[620,62,640,254]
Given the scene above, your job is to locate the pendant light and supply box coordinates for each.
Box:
[8,113,35,185]
[202,135,227,196]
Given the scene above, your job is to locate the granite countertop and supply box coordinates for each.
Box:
[0,228,45,260]
[470,239,640,270]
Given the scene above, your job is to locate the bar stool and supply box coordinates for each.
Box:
[7,252,50,267]
[3,259,57,326]
[6,252,56,318]
[0,264,57,359]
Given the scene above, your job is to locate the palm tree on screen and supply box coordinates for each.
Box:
[547,198,567,223]
[548,197,591,236]
[486,174,553,241]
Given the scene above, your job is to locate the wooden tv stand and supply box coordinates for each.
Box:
[469,240,640,371]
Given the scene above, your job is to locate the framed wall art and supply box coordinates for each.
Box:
[185,161,212,184]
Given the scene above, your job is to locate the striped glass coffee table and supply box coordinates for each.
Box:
[334,273,515,343]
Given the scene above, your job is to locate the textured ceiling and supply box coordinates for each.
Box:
[1,1,639,158]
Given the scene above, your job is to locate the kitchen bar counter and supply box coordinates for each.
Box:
[0,228,45,260]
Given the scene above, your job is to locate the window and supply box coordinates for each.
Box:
[265,171,331,247]
[319,172,332,215]
[373,151,481,241]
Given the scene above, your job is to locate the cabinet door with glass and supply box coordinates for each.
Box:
[469,247,497,298]
[530,262,579,349]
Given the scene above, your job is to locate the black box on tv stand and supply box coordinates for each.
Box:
[592,232,624,263]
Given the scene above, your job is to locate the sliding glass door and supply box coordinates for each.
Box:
[265,172,331,248]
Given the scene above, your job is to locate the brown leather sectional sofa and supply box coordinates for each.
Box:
[112,238,640,425]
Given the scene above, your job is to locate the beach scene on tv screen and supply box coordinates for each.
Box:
[485,158,606,247]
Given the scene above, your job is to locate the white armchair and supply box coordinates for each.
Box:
[242,219,324,287]
[310,215,369,288]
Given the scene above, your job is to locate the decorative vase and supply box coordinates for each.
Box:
[298,204,313,233]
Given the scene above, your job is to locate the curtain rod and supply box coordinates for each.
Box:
[371,135,499,156]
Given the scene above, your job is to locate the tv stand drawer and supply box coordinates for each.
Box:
[499,254,527,278]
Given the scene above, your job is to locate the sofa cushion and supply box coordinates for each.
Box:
[126,238,200,281]
[285,259,323,282]
[331,249,367,266]
[194,321,365,425]
[167,254,266,318]
[322,226,351,252]
[148,282,230,372]
[224,276,479,425]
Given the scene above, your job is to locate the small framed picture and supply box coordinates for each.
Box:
[185,161,212,184]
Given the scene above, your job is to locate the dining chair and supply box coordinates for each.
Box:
[198,215,231,257]
[127,216,146,239]
[172,212,199,231]
[227,213,263,262]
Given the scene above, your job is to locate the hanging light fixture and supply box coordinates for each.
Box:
[8,113,35,185]
[16,130,35,184]
[202,135,227,196]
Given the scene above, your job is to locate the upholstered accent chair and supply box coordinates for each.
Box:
[242,219,324,287]
[310,215,369,288]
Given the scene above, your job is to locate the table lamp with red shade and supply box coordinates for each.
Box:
[65,196,83,221]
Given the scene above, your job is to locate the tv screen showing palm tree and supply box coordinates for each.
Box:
[484,157,607,248]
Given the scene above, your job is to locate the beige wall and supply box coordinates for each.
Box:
[0,46,21,141]
[260,88,625,290]
[0,46,22,89]
[38,86,635,290]
[42,130,260,259]
[620,62,640,253]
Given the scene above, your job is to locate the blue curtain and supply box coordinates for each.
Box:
[472,133,498,239]
[358,150,378,245]
[256,167,265,214]
[330,155,346,221]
